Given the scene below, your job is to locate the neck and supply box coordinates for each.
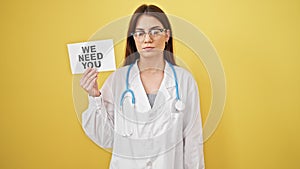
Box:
[138,56,165,72]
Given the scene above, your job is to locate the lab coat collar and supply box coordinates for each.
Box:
[129,59,175,88]
[128,59,176,112]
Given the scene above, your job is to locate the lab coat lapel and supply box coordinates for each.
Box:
[129,61,152,112]
[128,60,176,113]
[153,61,175,110]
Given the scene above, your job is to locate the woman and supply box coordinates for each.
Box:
[80,4,205,169]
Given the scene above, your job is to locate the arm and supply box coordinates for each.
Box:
[80,68,115,148]
[183,76,205,169]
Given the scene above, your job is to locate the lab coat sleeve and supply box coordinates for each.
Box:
[81,74,115,149]
[183,76,205,169]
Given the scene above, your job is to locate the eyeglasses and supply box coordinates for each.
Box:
[131,28,167,42]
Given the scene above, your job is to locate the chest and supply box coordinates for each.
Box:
[115,98,183,139]
[113,99,184,160]
[140,71,164,94]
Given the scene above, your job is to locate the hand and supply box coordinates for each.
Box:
[80,68,101,97]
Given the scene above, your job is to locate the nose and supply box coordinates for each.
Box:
[143,33,153,43]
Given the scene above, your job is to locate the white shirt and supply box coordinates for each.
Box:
[82,60,205,169]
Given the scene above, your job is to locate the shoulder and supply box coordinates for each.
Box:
[171,66,201,105]
[171,65,199,94]
[173,65,196,83]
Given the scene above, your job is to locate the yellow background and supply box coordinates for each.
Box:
[1,0,299,169]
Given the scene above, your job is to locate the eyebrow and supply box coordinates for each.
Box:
[135,26,163,31]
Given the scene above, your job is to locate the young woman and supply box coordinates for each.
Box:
[80,4,205,169]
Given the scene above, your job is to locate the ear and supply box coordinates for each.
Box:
[165,29,171,42]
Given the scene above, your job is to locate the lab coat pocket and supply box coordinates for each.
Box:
[171,111,181,120]
[170,101,184,126]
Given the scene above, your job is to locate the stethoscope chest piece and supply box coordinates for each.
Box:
[175,100,185,112]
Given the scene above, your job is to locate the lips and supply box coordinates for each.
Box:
[142,47,155,51]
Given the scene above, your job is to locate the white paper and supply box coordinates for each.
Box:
[67,39,116,74]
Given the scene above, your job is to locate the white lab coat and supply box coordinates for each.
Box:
[82,60,205,169]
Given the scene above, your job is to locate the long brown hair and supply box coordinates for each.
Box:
[124,4,176,66]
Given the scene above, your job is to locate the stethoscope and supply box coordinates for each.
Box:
[119,61,185,137]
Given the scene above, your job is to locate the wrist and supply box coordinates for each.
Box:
[89,91,101,97]
[95,91,101,97]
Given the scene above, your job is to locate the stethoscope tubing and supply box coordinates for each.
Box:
[120,61,181,107]
[119,61,185,138]
[120,63,135,107]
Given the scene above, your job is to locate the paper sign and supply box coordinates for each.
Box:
[67,39,116,74]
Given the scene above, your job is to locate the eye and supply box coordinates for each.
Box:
[134,31,145,37]
[150,29,161,35]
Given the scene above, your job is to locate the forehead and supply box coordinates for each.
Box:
[135,14,163,30]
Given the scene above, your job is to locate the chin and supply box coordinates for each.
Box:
[139,49,164,58]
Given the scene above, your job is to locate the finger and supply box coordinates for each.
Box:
[83,71,98,89]
[80,68,93,85]
[80,68,97,87]
[87,76,98,93]
[86,68,98,80]
[82,67,93,78]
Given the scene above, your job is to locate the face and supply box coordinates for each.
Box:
[133,14,170,58]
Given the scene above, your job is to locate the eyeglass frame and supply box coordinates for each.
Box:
[130,28,168,42]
